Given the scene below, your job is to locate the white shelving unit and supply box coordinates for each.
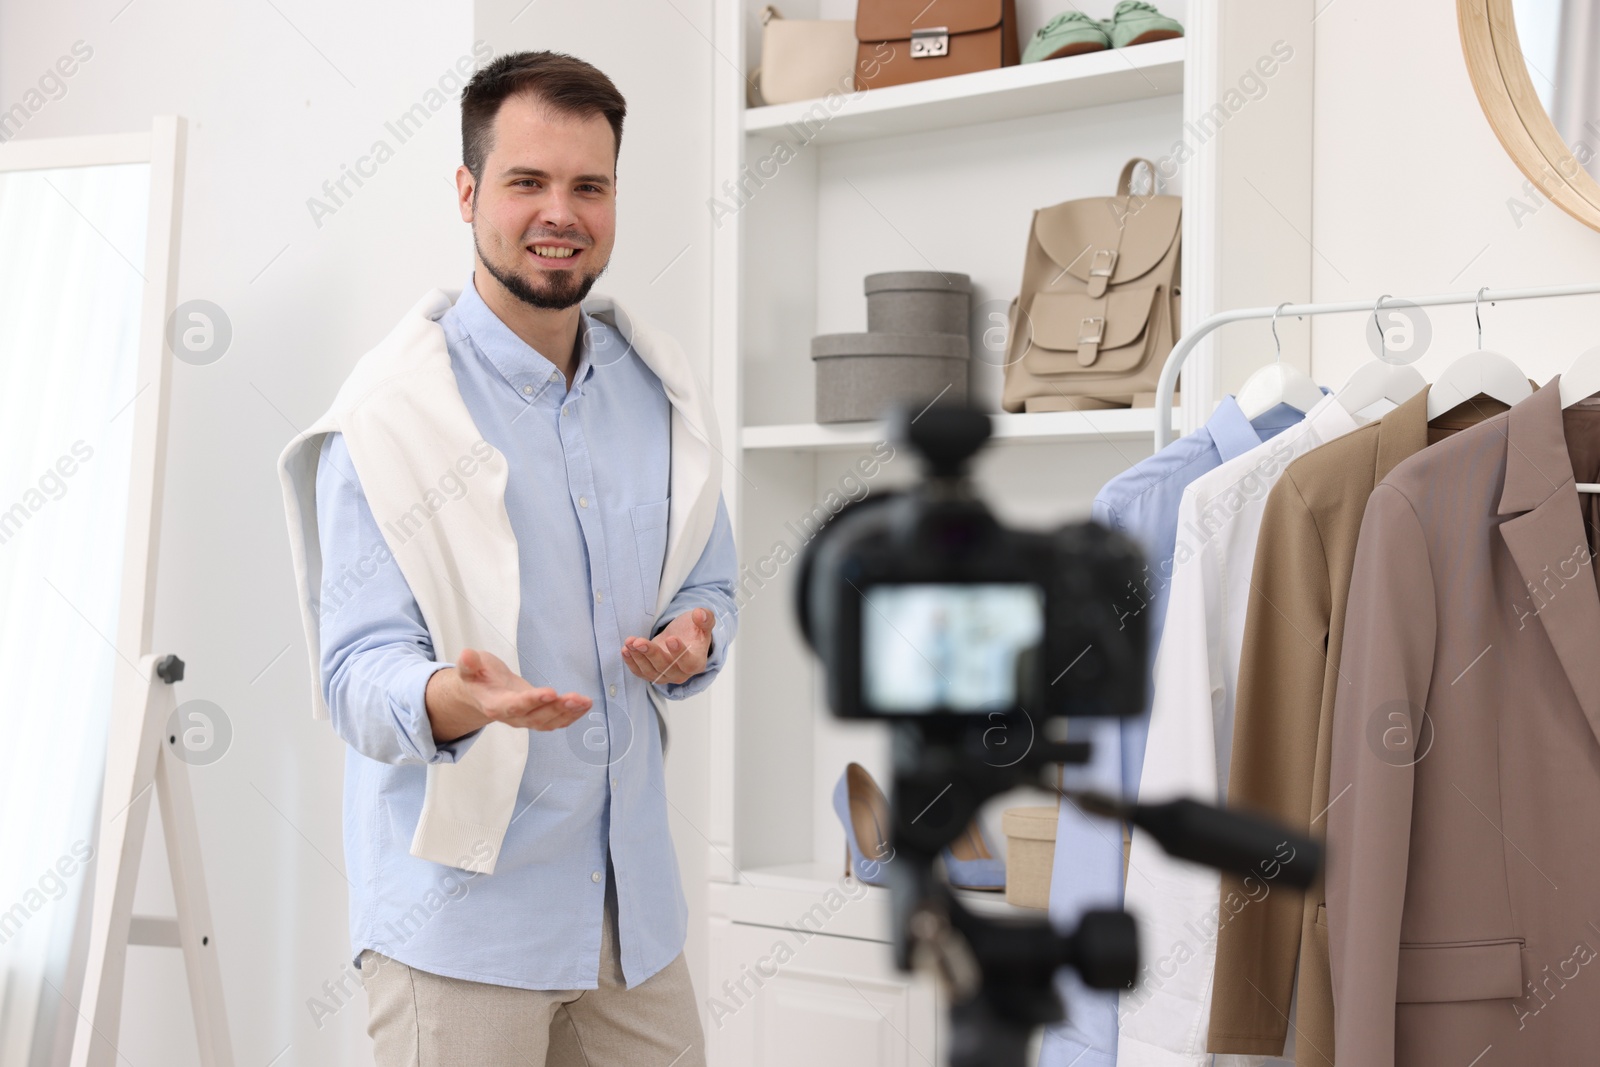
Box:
[742,407,1177,451]
[743,37,1184,145]
[701,4,1315,1064]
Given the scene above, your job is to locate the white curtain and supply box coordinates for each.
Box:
[0,160,148,1067]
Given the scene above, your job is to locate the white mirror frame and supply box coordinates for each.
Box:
[0,116,195,1065]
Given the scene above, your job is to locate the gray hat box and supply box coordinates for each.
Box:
[811,271,972,424]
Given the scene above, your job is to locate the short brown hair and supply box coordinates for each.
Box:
[461,51,626,184]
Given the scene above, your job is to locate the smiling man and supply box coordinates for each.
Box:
[277,50,737,1067]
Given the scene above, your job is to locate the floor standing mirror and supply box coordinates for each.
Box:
[0,116,227,1067]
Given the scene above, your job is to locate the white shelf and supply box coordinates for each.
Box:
[717,861,1038,944]
[742,407,1177,451]
[743,38,1184,146]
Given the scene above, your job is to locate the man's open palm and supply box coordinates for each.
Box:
[457,647,592,731]
[622,607,715,686]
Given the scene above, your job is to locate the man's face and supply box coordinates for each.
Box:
[461,92,616,310]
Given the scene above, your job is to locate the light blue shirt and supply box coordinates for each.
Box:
[314,274,738,990]
[1041,396,1307,1067]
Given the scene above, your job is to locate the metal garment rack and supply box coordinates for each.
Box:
[1153,281,1600,451]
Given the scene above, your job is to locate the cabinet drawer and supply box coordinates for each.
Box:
[708,920,938,1067]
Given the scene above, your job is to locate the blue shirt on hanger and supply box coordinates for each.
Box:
[1040,394,1307,1067]
[314,273,738,991]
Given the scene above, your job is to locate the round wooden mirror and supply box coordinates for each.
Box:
[1459,0,1600,232]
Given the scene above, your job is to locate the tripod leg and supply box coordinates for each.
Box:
[946,996,1032,1067]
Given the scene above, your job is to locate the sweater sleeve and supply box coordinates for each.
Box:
[315,431,482,765]
[1326,483,1435,1067]
[1209,472,1333,1054]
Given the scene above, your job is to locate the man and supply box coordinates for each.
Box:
[277,50,737,1065]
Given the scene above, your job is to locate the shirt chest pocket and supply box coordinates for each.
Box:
[630,498,670,617]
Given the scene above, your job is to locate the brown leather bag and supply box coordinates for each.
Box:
[854,0,1019,91]
[1000,158,1182,412]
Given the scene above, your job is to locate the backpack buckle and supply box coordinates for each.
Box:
[1078,316,1105,367]
[1087,248,1118,297]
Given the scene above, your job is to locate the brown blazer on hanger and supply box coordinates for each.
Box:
[1208,386,1510,1065]
[1327,380,1600,1067]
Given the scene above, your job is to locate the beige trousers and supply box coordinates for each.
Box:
[360,872,705,1067]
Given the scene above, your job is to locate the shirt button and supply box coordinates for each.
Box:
[579,495,588,508]
[562,404,569,416]
[591,870,602,883]
[521,384,533,395]
[611,777,619,789]
[595,589,603,603]
[549,371,559,381]
[608,683,616,696]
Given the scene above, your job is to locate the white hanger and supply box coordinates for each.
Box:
[1336,295,1427,419]
[1560,344,1600,408]
[1425,287,1532,421]
[1559,343,1600,492]
[1236,303,1325,421]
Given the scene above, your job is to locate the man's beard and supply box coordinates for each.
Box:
[473,225,605,310]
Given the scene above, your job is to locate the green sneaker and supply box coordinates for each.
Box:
[1022,11,1111,63]
[1101,0,1184,48]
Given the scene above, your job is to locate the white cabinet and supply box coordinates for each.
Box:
[708,916,938,1067]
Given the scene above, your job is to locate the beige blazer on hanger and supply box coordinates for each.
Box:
[1327,380,1600,1067]
[1208,386,1509,1065]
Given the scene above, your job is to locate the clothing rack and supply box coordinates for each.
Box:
[1153,281,1600,451]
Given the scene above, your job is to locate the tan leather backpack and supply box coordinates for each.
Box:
[1000,158,1182,412]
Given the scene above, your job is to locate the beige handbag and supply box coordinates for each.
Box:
[1000,159,1182,412]
[751,5,859,106]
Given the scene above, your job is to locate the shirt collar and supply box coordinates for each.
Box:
[1299,389,1361,444]
[1204,394,1267,462]
[1206,387,1344,462]
[451,272,595,406]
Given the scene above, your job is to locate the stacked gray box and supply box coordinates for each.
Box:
[865,271,971,334]
[811,271,971,424]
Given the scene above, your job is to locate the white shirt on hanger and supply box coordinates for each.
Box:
[1116,392,1359,1067]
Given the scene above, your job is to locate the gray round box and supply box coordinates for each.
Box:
[811,331,969,424]
[864,271,972,335]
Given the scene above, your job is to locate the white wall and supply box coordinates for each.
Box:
[1306,0,1600,387]
[0,1,714,1063]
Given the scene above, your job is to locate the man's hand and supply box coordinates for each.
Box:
[426,647,593,743]
[622,607,715,687]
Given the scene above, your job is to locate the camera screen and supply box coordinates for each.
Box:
[860,582,1044,713]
